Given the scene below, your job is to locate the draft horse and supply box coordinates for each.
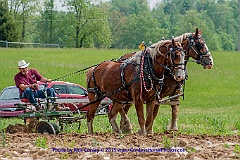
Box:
[86,39,185,135]
[119,28,214,134]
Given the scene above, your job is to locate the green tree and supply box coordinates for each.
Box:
[153,0,237,51]
[217,30,234,51]
[8,0,40,42]
[53,11,74,47]
[108,10,126,48]
[34,0,64,46]
[0,0,19,43]
[63,0,111,48]
[119,12,168,49]
[206,1,236,51]
[39,0,56,44]
[152,2,171,37]
[110,0,150,16]
[229,0,239,50]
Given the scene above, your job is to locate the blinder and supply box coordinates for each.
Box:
[195,41,204,50]
[169,47,176,60]
[188,34,209,56]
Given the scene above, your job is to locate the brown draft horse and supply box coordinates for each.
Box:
[86,39,185,135]
[118,28,214,134]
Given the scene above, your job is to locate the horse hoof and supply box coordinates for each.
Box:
[164,130,178,134]
[137,129,147,135]
[147,131,153,134]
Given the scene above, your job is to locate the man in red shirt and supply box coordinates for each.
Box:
[14,60,56,109]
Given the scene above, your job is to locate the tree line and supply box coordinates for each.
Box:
[0,0,239,51]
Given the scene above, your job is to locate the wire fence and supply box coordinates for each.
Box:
[0,40,60,48]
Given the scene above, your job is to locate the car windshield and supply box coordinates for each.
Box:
[68,85,87,95]
[0,87,20,100]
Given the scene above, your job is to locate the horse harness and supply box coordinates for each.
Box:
[88,43,184,105]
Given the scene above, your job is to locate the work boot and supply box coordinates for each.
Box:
[48,103,54,110]
[34,104,40,111]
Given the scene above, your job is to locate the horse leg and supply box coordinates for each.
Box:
[86,94,102,134]
[152,104,160,121]
[166,89,181,131]
[167,104,179,131]
[134,100,146,135]
[145,104,160,132]
[123,103,131,114]
[119,104,132,133]
[108,102,122,134]
[145,100,156,134]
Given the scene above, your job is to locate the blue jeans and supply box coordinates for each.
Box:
[21,87,56,105]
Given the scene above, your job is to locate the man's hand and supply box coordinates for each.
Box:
[40,77,52,83]
[46,79,52,82]
[30,84,37,89]
[19,84,37,90]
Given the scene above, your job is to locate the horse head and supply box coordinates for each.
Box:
[150,39,185,82]
[166,39,186,81]
[175,28,214,69]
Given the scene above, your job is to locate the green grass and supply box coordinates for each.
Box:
[0,49,239,135]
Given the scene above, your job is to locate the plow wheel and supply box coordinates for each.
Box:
[36,121,60,135]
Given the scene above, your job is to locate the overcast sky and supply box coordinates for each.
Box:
[54,0,161,10]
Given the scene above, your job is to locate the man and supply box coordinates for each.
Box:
[14,60,56,110]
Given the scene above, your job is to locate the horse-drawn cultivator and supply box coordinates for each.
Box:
[15,95,111,134]
[14,87,183,135]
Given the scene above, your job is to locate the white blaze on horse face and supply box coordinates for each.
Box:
[174,51,185,81]
[204,45,214,69]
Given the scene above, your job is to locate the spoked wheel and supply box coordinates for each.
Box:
[36,121,60,134]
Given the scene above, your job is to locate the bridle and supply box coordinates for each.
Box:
[187,35,211,64]
[153,42,185,75]
[168,45,185,71]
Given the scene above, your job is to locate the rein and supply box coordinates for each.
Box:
[52,59,117,81]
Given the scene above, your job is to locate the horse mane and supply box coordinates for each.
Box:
[148,40,172,59]
[123,50,141,64]
[174,33,192,43]
[125,39,176,65]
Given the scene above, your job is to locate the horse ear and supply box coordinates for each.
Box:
[172,38,175,46]
[194,28,199,38]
